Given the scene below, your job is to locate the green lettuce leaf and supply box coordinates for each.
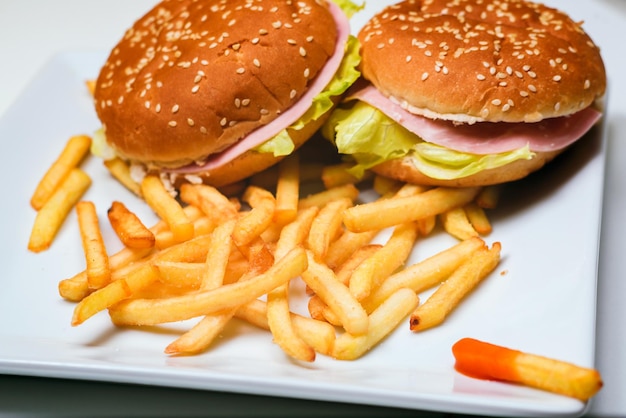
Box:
[330,0,365,19]
[252,34,361,156]
[91,128,117,160]
[323,101,535,180]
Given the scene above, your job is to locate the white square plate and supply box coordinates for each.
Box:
[0,6,606,416]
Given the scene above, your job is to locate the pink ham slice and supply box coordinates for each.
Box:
[168,1,351,175]
[350,83,602,154]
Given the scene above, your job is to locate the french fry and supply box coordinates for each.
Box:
[165,311,234,355]
[179,183,239,220]
[349,221,419,301]
[165,242,271,356]
[274,154,300,225]
[235,299,336,356]
[107,201,155,249]
[307,197,352,261]
[417,215,437,236]
[332,288,419,360]
[109,247,307,326]
[85,79,96,96]
[464,202,492,235]
[372,175,402,196]
[440,207,479,240]
[452,338,603,401]
[201,219,236,290]
[343,187,481,233]
[334,244,382,286]
[298,183,359,210]
[475,185,501,209]
[362,236,487,313]
[103,157,142,197]
[274,206,318,259]
[321,163,369,188]
[232,186,276,247]
[58,206,202,301]
[268,206,320,362]
[76,201,111,290]
[71,263,159,326]
[152,261,204,289]
[30,134,92,210]
[28,168,92,252]
[410,242,501,332]
[155,215,213,249]
[154,256,248,289]
[325,229,379,270]
[394,183,431,197]
[301,250,369,335]
[307,294,342,326]
[141,175,194,242]
[267,282,316,362]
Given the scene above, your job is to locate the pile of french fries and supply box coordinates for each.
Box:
[28,132,503,363]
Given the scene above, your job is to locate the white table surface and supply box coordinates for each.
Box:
[0,1,624,417]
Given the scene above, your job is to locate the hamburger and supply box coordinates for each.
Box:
[92,0,361,190]
[322,0,606,187]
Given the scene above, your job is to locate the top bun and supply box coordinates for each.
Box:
[94,0,337,168]
[357,0,606,124]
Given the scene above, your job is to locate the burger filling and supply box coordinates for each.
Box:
[323,83,602,180]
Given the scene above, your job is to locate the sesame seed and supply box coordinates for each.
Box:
[187,118,195,126]
[421,72,429,81]
[299,47,307,57]
[290,89,297,99]
[241,98,251,106]
[528,84,537,93]
[168,121,177,127]
[253,58,260,67]
[491,99,502,106]
[220,118,227,126]
[584,80,591,89]
[145,101,150,109]
[172,104,179,113]
[552,75,562,82]
[236,67,245,74]
[155,104,161,112]
[191,85,200,93]
[477,74,486,80]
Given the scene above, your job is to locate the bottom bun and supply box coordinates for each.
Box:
[370,149,564,188]
[172,111,333,188]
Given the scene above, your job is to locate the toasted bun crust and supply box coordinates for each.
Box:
[371,149,563,187]
[94,0,337,166]
[358,0,606,124]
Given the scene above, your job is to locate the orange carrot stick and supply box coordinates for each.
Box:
[452,338,603,401]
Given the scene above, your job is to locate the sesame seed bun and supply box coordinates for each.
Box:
[352,0,606,187]
[94,0,341,185]
[358,0,606,124]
